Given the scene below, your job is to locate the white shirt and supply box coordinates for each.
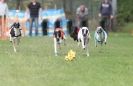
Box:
[0,2,8,16]
[76,7,88,20]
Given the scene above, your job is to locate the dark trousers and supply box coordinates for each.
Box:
[29,17,39,36]
[41,19,48,36]
[100,16,111,34]
[76,19,88,28]
[81,20,88,27]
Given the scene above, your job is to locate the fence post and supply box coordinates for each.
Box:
[1,16,4,40]
[0,15,8,40]
[0,16,2,39]
[111,0,117,31]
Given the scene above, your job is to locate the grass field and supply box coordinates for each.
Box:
[0,32,133,86]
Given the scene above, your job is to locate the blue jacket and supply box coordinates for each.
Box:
[100,2,112,17]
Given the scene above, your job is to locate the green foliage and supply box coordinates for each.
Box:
[117,0,133,25]
[120,23,133,33]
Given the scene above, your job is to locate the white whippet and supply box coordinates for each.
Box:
[78,27,90,56]
[9,22,22,52]
[94,26,107,47]
[54,28,65,56]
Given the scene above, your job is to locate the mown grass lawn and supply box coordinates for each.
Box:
[0,32,133,86]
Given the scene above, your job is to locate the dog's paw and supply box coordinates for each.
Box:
[78,43,80,47]
[87,53,89,57]
[55,54,58,56]
[10,40,12,43]
[105,42,107,45]
[14,49,17,53]
[55,52,58,56]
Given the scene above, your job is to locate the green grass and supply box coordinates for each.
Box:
[0,32,133,86]
[120,23,133,33]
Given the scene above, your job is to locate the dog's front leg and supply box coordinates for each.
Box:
[9,34,12,42]
[95,38,97,47]
[78,40,80,47]
[17,37,21,45]
[12,39,17,52]
[86,39,89,56]
[63,39,66,45]
[54,38,58,56]
[94,33,98,47]
[104,31,107,44]
[81,38,85,49]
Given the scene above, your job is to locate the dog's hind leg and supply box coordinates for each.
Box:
[100,41,103,46]
[63,36,66,45]
[17,37,21,45]
[63,39,66,45]
[94,33,98,47]
[16,38,20,45]
[86,47,89,56]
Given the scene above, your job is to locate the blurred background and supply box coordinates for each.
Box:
[6,0,117,30]
[7,0,101,19]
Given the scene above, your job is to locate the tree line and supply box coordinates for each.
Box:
[117,0,133,25]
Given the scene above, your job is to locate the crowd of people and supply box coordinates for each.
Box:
[0,0,113,40]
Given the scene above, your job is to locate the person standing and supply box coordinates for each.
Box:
[76,5,89,28]
[99,0,113,34]
[0,0,8,40]
[27,0,41,36]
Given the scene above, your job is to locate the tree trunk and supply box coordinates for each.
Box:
[63,0,66,12]
[16,0,23,10]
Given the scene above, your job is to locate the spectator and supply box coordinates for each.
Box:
[99,0,113,34]
[27,0,41,36]
[76,4,89,28]
[0,0,8,40]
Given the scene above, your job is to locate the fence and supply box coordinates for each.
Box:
[0,16,8,40]
[8,9,67,36]
[0,0,117,40]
